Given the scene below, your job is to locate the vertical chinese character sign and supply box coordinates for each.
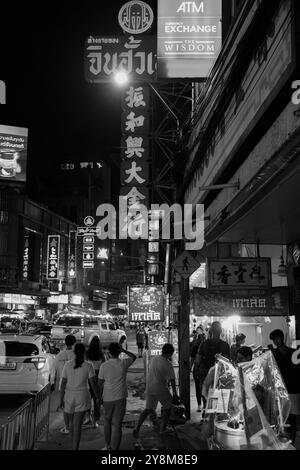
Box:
[47,235,60,280]
[120,85,150,239]
[68,231,76,279]
[22,235,30,280]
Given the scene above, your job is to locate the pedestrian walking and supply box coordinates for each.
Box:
[230,333,246,363]
[193,322,230,410]
[85,336,106,426]
[190,326,206,412]
[133,343,178,438]
[98,342,136,450]
[136,324,145,358]
[54,334,76,434]
[269,329,300,446]
[59,343,100,450]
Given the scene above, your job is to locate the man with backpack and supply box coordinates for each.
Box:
[193,322,230,410]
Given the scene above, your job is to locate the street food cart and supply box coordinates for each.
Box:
[205,351,293,450]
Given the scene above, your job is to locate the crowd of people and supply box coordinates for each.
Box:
[51,319,299,450]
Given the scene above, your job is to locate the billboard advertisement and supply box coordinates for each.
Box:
[207,258,272,289]
[157,0,222,78]
[0,124,28,182]
[128,285,164,322]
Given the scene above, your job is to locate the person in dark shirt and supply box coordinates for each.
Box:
[230,333,246,363]
[270,329,300,446]
[190,326,206,411]
[193,322,230,410]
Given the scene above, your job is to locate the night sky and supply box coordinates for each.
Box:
[0,1,157,199]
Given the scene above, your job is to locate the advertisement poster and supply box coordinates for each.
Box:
[0,124,28,182]
[157,0,222,78]
[128,285,164,322]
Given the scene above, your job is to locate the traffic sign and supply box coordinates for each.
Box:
[84,216,95,227]
[77,227,97,236]
[83,252,94,261]
[83,261,94,269]
[172,251,199,279]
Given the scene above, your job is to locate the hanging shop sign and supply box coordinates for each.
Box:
[84,35,156,83]
[77,227,97,236]
[128,285,164,322]
[46,235,60,280]
[193,287,289,317]
[118,1,154,35]
[22,235,30,280]
[148,330,169,357]
[120,83,150,239]
[207,258,272,289]
[68,231,76,279]
[0,124,28,182]
[157,0,222,79]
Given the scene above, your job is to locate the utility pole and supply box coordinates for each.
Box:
[178,276,191,420]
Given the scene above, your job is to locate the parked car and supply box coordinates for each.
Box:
[50,314,126,349]
[0,334,56,394]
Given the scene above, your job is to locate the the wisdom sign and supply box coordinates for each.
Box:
[157,0,222,78]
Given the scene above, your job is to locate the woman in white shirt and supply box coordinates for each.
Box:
[60,343,100,450]
[86,336,106,425]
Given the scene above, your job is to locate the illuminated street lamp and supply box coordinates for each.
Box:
[113,70,130,86]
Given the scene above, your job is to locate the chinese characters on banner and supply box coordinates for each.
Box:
[120,85,150,239]
[207,258,272,289]
[68,231,76,279]
[22,235,30,280]
[84,35,156,83]
[46,235,60,280]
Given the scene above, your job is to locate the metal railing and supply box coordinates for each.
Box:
[0,383,51,450]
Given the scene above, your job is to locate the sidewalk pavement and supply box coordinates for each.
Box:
[35,358,196,451]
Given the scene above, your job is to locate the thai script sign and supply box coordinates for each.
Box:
[148,330,169,356]
[84,35,156,83]
[128,285,164,322]
[193,287,289,317]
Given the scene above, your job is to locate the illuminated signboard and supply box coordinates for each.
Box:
[118,1,154,35]
[47,295,69,304]
[193,287,290,317]
[148,330,169,356]
[46,235,60,280]
[128,285,164,322]
[157,0,222,78]
[84,35,156,83]
[207,258,272,289]
[0,124,28,182]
